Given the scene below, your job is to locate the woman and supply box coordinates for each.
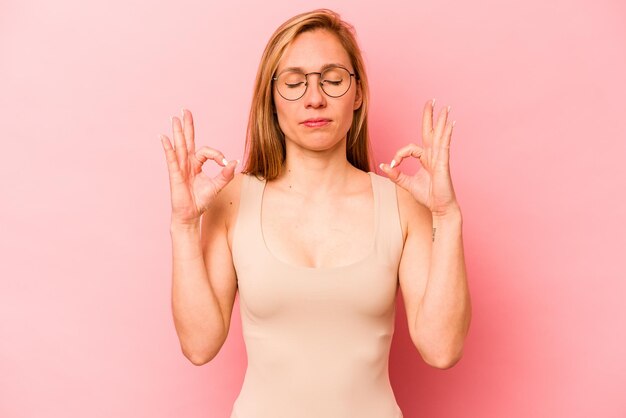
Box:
[160,8,471,418]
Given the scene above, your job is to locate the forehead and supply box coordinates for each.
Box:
[276,29,352,73]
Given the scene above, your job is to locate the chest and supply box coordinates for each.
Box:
[261,189,375,269]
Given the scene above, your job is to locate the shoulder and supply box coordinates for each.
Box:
[202,172,247,232]
[391,179,432,243]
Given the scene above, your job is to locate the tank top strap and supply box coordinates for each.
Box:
[234,172,404,271]
[370,172,405,268]
[240,172,265,217]
[231,173,266,272]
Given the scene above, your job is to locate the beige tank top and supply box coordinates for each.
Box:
[230,171,404,418]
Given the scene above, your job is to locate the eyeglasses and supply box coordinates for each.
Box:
[272,66,358,101]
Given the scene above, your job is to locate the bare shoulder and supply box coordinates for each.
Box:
[393,183,432,242]
[207,173,246,228]
[201,172,246,247]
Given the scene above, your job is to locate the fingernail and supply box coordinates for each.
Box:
[390,160,396,168]
[379,163,384,170]
[170,116,174,123]
[181,108,185,119]
[236,159,240,165]
[452,120,456,127]
[222,157,228,166]
[447,105,451,112]
[432,98,436,107]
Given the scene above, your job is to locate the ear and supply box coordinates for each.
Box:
[353,80,363,111]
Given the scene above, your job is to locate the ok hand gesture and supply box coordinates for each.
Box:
[379,99,460,218]
[160,109,238,227]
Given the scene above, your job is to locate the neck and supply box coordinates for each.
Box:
[277,140,356,196]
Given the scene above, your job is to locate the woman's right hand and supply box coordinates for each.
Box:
[160,108,238,227]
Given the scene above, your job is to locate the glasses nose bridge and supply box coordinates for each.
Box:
[304,71,323,84]
[303,71,325,96]
[300,71,327,101]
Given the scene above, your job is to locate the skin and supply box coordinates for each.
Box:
[261,29,373,268]
[161,28,470,368]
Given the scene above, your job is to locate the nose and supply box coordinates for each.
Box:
[302,73,326,108]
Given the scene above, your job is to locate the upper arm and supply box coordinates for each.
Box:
[396,185,433,351]
[200,173,242,338]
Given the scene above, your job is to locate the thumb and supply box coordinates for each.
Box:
[379,163,414,191]
[211,159,238,193]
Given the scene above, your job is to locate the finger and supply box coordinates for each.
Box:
[422,98,435,148]
[195,146,231,168]
[438,120,455,167]
[434,105,450,145]
[432,106,450,161]
[387,143,426,169]
[172,116,188,172]
[378,161,416,191]
[160,134,184,184]
[181,108,195,152]
[211,160,239,192]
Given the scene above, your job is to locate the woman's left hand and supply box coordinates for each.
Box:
[379,99,460,218]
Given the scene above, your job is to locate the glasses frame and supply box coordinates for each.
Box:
[272,65,358,101]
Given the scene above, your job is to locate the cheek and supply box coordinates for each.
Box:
[340,89,358,119]
[338,101,356,128]
[273,97,288,131]
[274,106,291,134]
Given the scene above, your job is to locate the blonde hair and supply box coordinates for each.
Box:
[241,8,373,180]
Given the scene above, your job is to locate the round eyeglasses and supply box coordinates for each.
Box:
[272,66,358,101]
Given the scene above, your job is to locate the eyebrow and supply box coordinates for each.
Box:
[278,63,351,73]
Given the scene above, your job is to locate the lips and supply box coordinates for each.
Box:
[301,118,331,127]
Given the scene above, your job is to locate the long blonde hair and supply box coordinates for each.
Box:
[241,8,373,180]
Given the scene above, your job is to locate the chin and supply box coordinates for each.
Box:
[304,139,345,151]
[284,129,345,149]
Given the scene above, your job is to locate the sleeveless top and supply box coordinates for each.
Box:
[230,171,405,418]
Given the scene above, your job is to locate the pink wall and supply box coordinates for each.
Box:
[1,0,625,417]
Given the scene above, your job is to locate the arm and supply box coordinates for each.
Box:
[398,189,471,369]
[170,223,224,366]
[161,109,239,366]
[416,207,471,368]
[170,177,239,366]
[388,99,471,369]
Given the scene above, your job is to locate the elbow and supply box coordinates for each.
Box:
[190,356,211,366]
[181,342,220,366]
[415,340,465,370]
[414,322,470,370]
[178,328,228,366]
[183,348,216,366]
[427,352,463,370]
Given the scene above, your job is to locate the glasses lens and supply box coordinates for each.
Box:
[320,67,351,97]
[276,71,307,100]
[275,67,352,100]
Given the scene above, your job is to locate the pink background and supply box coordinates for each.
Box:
[1,0,625,417]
